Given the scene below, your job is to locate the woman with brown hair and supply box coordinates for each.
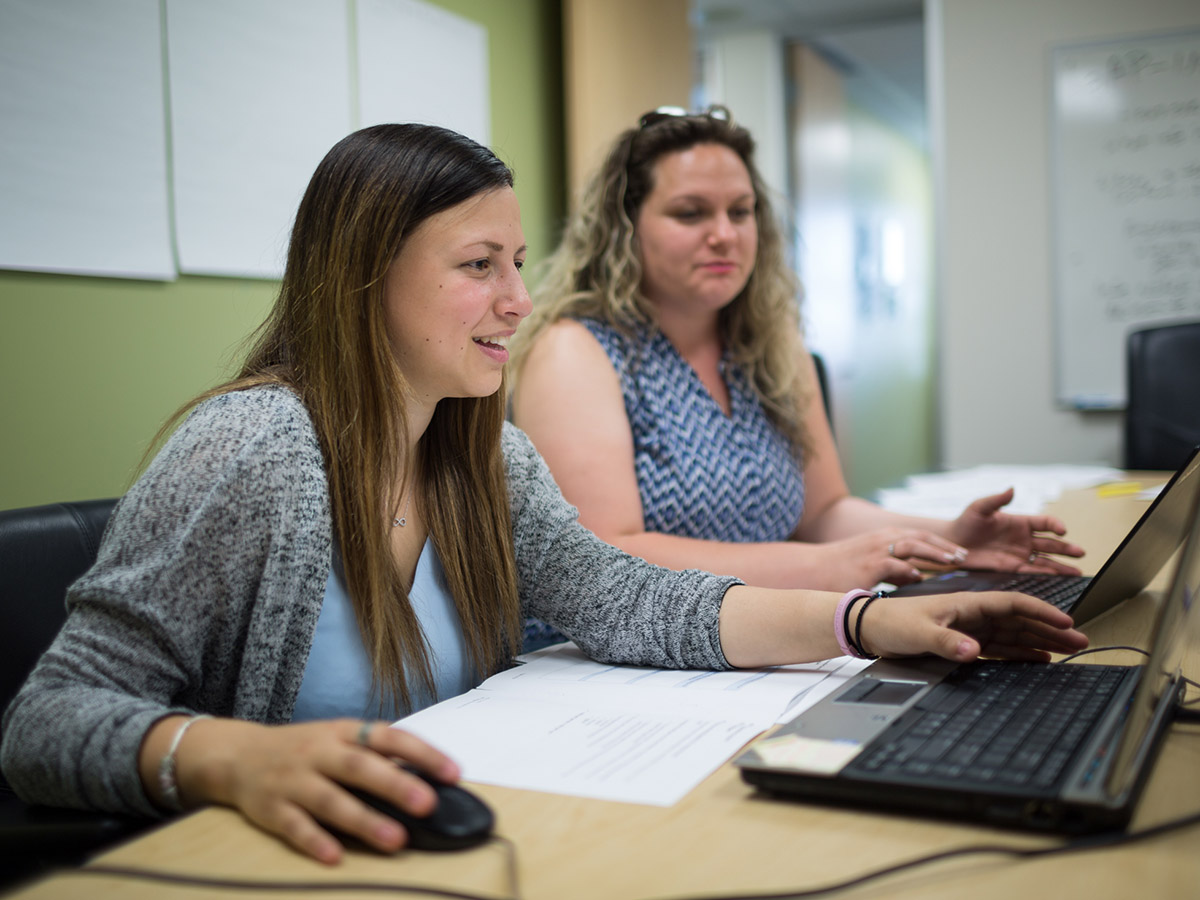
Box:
[3,122,1086,865]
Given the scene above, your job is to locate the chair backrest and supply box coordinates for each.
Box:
[0,499,117,748]
[1125,321,1200,470]
[811,351,834,435]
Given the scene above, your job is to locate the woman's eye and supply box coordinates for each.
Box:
[514,258,525,272]
[465,259,490,272]
[673,209,702,222]
[730,207,753,222]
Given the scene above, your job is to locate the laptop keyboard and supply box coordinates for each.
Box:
[845,661,1133,792]
[996,574,1093,610]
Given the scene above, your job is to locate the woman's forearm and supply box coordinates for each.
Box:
[607,529,862,591]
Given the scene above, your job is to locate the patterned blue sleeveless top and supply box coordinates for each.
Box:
[581,319,805,542]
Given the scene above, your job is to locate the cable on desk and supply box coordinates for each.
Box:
[1055,644,1200,711]
[1055,644,1149,663]
[643,809,1200,900]
[65,832,522,900]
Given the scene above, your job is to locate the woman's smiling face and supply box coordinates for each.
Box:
[383,186,531,414]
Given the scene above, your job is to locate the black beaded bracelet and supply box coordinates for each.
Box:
[850,592,882,660]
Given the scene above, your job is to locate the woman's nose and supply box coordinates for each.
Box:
[709,214,737,245]
[501,272,533,320]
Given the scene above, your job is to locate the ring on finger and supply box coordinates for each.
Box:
[888,543,896,557]
[356,721,373,747]
[1028,552,1038,564]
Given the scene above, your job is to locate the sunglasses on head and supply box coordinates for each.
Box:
[637,104,732,130]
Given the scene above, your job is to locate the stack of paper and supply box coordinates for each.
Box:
[876,463,1124,520]
[396,643,870,806]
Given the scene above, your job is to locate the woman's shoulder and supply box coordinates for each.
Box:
[151,384,324,489]
[501,420,537,467]
[519,317,622,380]
[184,385,314,445]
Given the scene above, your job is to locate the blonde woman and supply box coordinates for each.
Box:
[512,106,1085,592]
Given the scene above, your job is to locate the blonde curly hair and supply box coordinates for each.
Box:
[511,106,812,451]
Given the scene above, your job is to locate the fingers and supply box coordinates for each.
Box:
[887,532,968,567]
[248,778,406,864]
[865,591,1088,662]
[877,560,923,585]
[965,488,1015,516]
[1020,555,1084,576]
[1023,514,1070,537]
[367,722,461,785]
[1029,535,1086,559]
[220,719,460,864]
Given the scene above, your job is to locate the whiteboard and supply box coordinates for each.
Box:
[357,0,489,147]
[1051,28,1200,409]
[0,0,174,280]
[167,0,352,279]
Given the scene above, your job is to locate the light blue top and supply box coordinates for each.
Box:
[3,388,740,818]
[292,539,475,722]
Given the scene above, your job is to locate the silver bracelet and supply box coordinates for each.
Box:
[157,714,212,812]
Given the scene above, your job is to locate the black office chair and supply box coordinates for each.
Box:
[811,351,834,435]
[1124,321,1200,471]
[0,499,150,889]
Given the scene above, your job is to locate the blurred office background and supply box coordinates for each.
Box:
[2,0,1198,508]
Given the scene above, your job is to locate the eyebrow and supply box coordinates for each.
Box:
[665,192,755,205]
[468,240,528,255]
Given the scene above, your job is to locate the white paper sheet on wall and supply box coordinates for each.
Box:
[166,0,353,279]
[357,0,490,147]
[0,0,175,280]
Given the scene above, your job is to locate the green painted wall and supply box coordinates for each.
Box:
[0,0,564,509]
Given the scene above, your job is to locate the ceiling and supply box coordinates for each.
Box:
[691,0,927,143]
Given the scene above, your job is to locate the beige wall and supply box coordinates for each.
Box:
[929,0,1200,467]
[563,0,692,203]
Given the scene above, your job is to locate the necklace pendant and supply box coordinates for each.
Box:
[392,516,407,528]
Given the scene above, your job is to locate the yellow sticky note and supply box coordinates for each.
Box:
[1097,481,1143,498]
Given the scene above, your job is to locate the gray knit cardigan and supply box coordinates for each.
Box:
[1,386,738,817]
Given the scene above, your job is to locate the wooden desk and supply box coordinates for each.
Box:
[11,480,1200,900]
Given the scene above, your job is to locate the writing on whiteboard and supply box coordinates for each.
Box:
[1052,29,1200,407]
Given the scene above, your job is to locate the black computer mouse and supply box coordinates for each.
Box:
[345,766,495,852]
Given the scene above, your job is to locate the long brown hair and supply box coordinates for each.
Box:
[150,124,522,710]
[511,107,811,451]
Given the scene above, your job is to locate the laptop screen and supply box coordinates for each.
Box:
[1105,490,1200,797]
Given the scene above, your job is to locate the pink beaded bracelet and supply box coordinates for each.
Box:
[835,589,876,659]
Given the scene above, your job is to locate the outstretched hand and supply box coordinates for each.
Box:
[861,590,1089,663]
[946,488,1085,575]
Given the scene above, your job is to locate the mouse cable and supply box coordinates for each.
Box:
[63,833,523,900]
[52,809,1200,900]
[643,808,1200,900]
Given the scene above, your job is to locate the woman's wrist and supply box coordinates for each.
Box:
[140,714,234,812]
[834,589,881,659]
[158,714,213,810]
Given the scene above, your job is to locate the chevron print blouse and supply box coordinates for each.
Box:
[581,318,806,542]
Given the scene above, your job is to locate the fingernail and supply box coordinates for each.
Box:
[314,838,341,865]
[375,820,402,843]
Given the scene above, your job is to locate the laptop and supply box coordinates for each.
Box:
[734,487,1199,834]
[884,445,1200,626]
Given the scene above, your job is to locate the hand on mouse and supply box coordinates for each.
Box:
[138,716,460,864]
